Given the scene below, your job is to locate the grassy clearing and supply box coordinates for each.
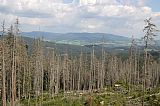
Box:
[1,85,160,106]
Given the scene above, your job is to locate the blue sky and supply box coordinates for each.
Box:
[147,0,160,12]
[0,0,160,38]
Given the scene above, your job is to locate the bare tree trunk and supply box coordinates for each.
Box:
[63,54,68,95]
[142,48,148,106]
[55,55,60,94]
[97,61,100,90]
[1,20,6,106]
[48,49,55,97]
[2,39,6,106]
[32,38,44,106]
[10,25,16,106]
[137,50,140,85]
[101,50,105,89]
[78,51,82,91]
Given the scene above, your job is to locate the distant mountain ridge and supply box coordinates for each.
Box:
[21,31,131,46]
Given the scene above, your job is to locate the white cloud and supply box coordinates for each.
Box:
[0,0,159,38]
[79,0,118,5]
[138,0,148,6]
[79,18,104,32]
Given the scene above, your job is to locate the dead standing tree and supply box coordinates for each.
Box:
[32,38,44,106]
[142,17,158,106]
[1,20,7,106]
[128,36,138,93]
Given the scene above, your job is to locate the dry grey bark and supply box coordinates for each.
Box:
[1,20,6,106]
[142,18,158,106]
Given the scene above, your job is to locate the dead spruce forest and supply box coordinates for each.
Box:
[0,18,160,106]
